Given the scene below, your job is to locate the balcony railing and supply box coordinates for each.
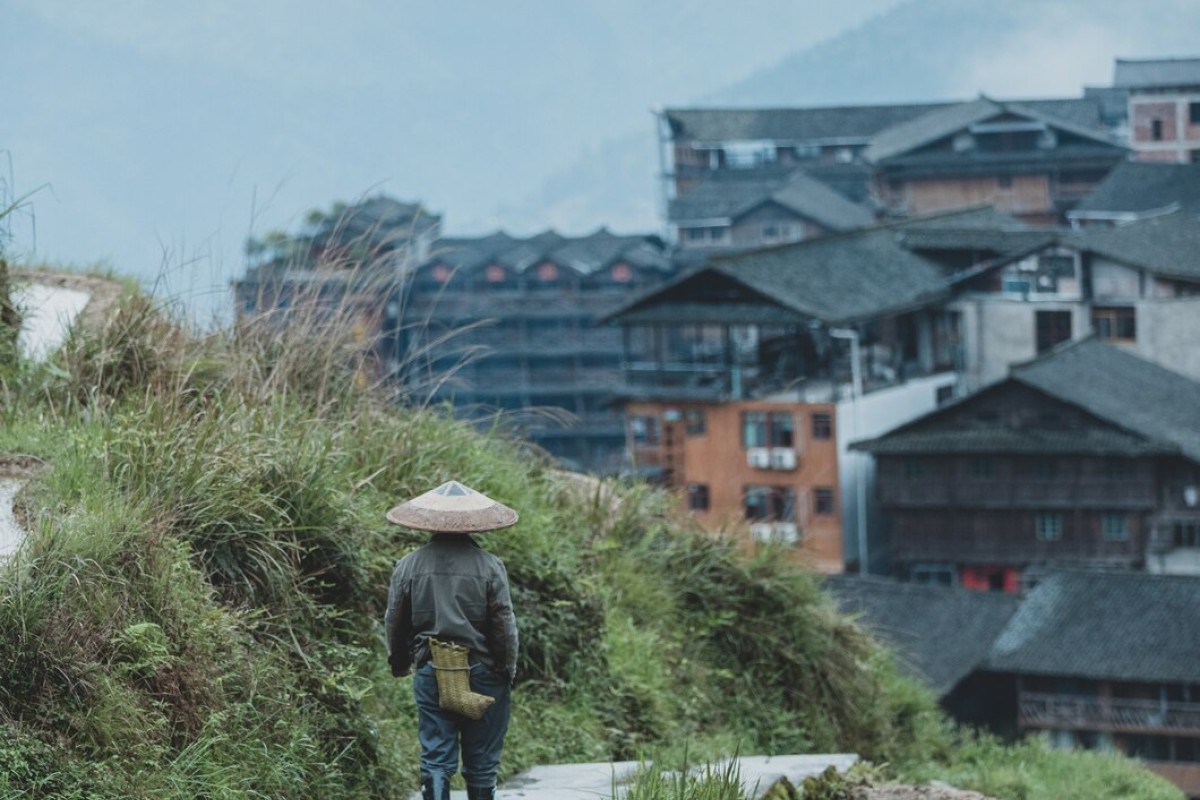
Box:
[880,479,1156,509]
[1021,692,1200,734]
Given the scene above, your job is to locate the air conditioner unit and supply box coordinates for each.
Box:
[770,447,797,470]
[747,447,771,469]
[749,523,774,543]
[773,522,800,545]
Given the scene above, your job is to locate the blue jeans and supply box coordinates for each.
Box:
[413,658,511,789]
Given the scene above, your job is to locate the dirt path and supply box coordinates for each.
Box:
[857,785,994,800]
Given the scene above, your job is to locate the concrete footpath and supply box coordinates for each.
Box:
[412,753,859,799]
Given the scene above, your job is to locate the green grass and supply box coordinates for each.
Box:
[0,271,1183,799]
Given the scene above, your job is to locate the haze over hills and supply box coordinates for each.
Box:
[519,0,1200,239]
[4,0,1199,320]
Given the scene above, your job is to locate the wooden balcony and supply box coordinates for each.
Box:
[1021,692,1200,735]
[880,479,1156,510]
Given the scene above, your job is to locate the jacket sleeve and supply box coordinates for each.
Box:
[384,563,413,677]
[486,560,519,682]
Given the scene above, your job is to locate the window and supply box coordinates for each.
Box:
[969,458,995,478]
[911,564,956,588]
[1152,118,1164,141]
[1022,459,1058,480]
[744,486,796,522]
[744,410,792,448]
[768,412,793,447]
[1035,513,1063,541]
[1035,310,1072,353]
[630,415,660,445]
[683,226,731,247]
[1191,102,1200,125]
[1105,460,1132,480]
[814,487,835,515]
[742,411,767,448]
[684,409,706,436]
[811,412,833,440]
[1102,513,1129,542]
[687,483,710,511]
[1092,306,1136,342]
[760,223,801,244]
[1175,521,1200,548]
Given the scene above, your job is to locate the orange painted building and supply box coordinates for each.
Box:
[626,399,843,573]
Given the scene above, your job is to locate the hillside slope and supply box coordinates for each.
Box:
[0,275,1183,800]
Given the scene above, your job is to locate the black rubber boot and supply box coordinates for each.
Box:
[466,786,496,800]
[421,775,451,800]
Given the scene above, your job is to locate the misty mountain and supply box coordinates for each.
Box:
[521,0,1200,237]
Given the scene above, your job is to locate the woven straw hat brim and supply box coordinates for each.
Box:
[385,503,518,533]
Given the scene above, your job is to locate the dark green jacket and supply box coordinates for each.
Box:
[385,534,519,680]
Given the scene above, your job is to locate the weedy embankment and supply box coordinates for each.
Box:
[0,275,1182,800]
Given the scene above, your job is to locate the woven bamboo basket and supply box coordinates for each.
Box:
[428,638,495,720]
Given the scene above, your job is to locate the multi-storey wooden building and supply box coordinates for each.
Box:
[659,91,1126,229]
[667,167,874,251]
[395,228,678,474]
[856,339,1200,586]
[828,571,1200,798]
[864,97,1128,226]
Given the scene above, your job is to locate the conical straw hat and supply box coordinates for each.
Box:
[386,480,518,533]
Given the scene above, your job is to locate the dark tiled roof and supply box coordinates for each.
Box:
[1067,209,1200,281]
[988,571,1200,683]
[607,208,1036,327]
[1072,161,1200,216]
[864,97,1124,164]
[709,229,949,325]
[856,339,1200,462]
[825,575,1022,697]
[310,196,440,249]
[669,169,874,231]
[1114,57,1200,90]
[858,425,1172,458]
[664,103,953,144]
[1011,337,1200,463]
[428,229,674,276]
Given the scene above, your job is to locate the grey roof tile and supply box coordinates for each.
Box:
[1114,57,1200,90]
[1073,161,1200,215]
[825,575,1022,696]
[988,571,1200,683]
[669,169,874,231]
[864,97,1123,164]
[1011,337,1200,463]
[664,103,954,143]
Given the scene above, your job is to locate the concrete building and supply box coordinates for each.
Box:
[1116,57,1200,164]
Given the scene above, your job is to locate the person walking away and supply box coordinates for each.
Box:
[385,480,519,800]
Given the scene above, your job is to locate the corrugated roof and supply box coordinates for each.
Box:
[988,571,1200,683]
[669,169,874,232]
[1114,57,1200,90]
[825,575,1022,697]
[858,425,1172,458]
